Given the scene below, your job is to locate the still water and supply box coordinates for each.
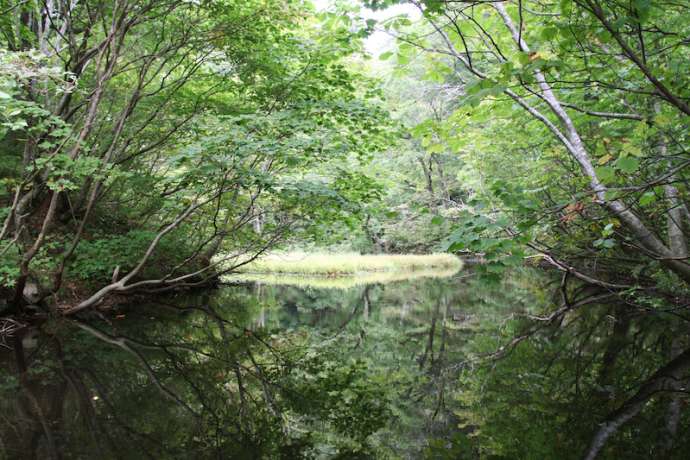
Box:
[1,268,687,459]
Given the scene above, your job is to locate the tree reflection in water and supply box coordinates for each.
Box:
[0,269,688,459]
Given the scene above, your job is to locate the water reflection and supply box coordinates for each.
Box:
[0,269,688,459]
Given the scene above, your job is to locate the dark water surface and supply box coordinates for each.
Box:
[1,268,688,459]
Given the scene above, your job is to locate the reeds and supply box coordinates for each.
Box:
[236,252,462,276]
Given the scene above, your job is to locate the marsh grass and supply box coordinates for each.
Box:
[234,252,462,276]
[225,265,461,289]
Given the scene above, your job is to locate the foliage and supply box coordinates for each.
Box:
[69,231,190,283]
[0,0,391,309]
[359,0,690,291]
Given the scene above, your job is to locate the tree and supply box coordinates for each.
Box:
[369,0,689,287]
[0,0,388,313]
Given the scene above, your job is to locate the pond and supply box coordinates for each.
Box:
[0,267,687,459]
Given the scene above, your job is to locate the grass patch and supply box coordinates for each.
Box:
[226,265,461,289]
[236,252,462,276]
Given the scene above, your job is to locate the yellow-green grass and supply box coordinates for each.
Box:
[236,252,462,276]
[225,265,461,289]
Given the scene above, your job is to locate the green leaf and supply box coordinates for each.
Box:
[633,0,651,23]
[379,51,393,61]
[517,52,531,66]
[654,114,672,127]
[639,191,656,206]
[622,143,642,157]
[615,156,639,174]
[595,166,615,183]
[541,27,558,41]
[560,0,572,15]
[594,238,615,249]
[598,154,612,165]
